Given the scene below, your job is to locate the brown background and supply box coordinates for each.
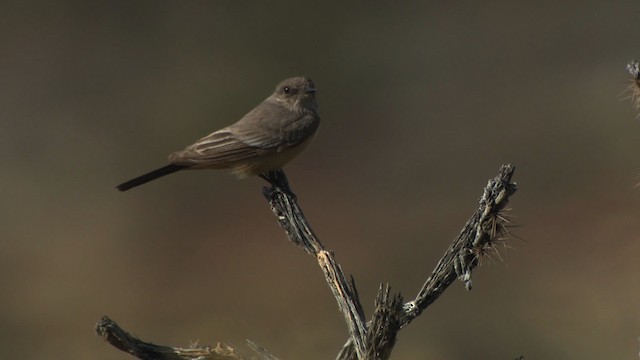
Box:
[2,1,640,359]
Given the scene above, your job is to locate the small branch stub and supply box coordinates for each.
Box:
[364,284,403,360]
[624,60,640,113]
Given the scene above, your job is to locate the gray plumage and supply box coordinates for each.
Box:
[117,77,320,191]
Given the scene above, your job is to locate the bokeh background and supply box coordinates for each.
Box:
[2,1,640,359]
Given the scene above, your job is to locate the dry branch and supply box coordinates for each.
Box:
[261,170,368,359]
[406,163,516,323]
[263,165,517,360]
[98,164,518,360]
[95,315,257,360]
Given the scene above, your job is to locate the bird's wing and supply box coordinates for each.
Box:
[168,129,269,166]
[168,101,316,167]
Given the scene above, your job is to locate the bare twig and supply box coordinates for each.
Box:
[94,315,253,360]
[406,163,517,323]
[246,340,282,360]
[336,164,517,359]
[262,170,368,359]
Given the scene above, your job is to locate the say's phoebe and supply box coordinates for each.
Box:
[116,77,320,191]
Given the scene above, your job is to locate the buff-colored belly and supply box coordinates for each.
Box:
[230,134,316,177]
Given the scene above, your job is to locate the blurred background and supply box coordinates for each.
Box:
[2,1,640,359]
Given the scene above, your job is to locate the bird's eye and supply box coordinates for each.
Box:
[283,86,290,94]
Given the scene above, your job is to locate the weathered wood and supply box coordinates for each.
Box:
[98,164,518,360]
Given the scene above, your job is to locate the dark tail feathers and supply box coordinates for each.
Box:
[117,164,187,191]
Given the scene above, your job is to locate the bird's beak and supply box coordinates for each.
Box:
[304,87,318,94]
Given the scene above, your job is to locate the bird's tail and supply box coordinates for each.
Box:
[116,164,187,191]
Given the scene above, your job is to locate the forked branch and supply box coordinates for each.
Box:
[262,164,517,360]
[97,164,518,360]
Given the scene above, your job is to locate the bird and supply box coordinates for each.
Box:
[116,76,320,191]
